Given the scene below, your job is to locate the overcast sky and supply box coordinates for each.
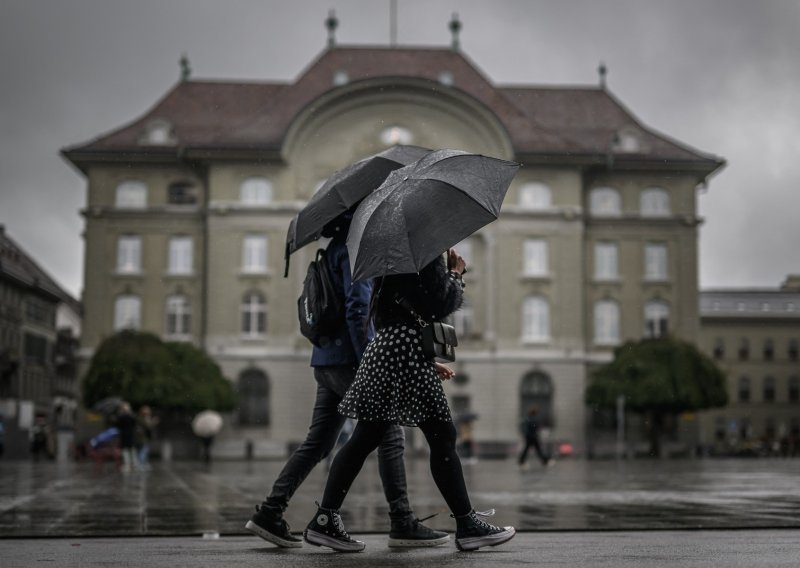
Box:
[1,0,798,298]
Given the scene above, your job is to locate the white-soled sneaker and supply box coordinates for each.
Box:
[454,509,516,552]
[304,505,365,553]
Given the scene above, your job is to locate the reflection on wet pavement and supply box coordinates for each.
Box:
[1,457,799,537]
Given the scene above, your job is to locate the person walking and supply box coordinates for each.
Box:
[136,405,156,469]
[116,402,138,472]
[246,213,448,549]
[518,406,551,468]
[303,249,516,552]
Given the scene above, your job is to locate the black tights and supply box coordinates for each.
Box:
[321,419,471,517]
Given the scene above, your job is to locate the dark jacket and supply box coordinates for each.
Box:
[310,232,373,367]
[373,255,464,330]
[522,416,540,440]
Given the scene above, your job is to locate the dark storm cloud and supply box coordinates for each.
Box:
[1,0,798,296]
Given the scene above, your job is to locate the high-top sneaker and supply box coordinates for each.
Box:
[245,505,303,548]
[388,514,450,548]
[454,509,516,552]
[304,505,365,552]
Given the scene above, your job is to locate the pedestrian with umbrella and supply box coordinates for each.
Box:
[303,150,519,553]
[192,410,223,464]
[246,145,449,549]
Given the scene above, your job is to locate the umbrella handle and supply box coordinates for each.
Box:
[283,241,290,278]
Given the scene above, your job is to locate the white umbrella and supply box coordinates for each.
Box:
[192,410,223,438]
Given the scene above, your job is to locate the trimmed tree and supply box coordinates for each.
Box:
[585,337,728,457]
[82,330,236,416]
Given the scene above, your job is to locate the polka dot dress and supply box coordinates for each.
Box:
[338,323,452,426]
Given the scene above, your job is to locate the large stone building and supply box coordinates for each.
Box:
[0,226,81,459]
[697,277,800,454]
[62,40,724,457]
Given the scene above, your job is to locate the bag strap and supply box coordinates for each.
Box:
[393,294,429,328]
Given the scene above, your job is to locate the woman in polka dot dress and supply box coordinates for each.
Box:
[304,249,516,553]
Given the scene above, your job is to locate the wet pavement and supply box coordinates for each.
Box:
[1,456,800,538]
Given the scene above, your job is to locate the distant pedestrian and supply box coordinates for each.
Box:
[0,416,5,458]
[136,405,156,469]
[116,402,138,472]
[519,406,551,468]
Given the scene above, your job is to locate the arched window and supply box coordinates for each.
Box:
[238,368,270,426]
[115,181,147,208]
[167,180,198,205]
[165,295,191,338]
[240,177,273,205]
[594,300,620,345]
[242,235,268,273]
[519,182,552,209]
[644,300,669,338]
[522,296,549,342]
[116,235,141,274]
[738,376,751,403]
[114,295,141,330]
[589,187,621,216]
[241,292,266,337]
[790,339,799,362]
[522,239,548,276]
[738,338,750,361]
[640,187,670,216]
[763,339,775,361]
[520,371,553,427]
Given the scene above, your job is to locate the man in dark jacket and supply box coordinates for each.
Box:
[246,214,448,548]
[518,406,551,468]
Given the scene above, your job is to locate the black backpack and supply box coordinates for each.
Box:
[297,248,344,347]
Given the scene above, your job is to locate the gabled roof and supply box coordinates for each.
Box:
[0,226,78,306]
[62,45,723,174]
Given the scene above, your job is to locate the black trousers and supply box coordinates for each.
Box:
[264,366,413,521]
[518,435,548,465]
[321,419,472,517]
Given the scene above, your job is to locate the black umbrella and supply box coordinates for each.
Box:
[347,149,520,281]
[284,145,431,275]
[92,397,123,415]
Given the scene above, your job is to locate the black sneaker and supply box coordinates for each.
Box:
[454,509,516,552]
[304,505,365,553]
[388,515,450,548]
[245,505,303,548]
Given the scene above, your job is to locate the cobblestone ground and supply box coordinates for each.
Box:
[2,456,800,537]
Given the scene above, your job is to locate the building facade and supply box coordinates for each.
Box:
[697,278,800,455]
[63,44,723,457]
[0,226,81,459]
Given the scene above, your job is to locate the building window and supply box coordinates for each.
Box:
[522,296,549,342]
[519,182,551,209]
[589,187,621,216]
[115,181,147,208]
[763,376,776,403]
[764,339,774,361]
[242,235,268,273]
[24,333,48,365]
[452,300,475,338]
[238,368,270,426]
[116,236,141,274]
[738,376,751,403]
[738,338,750,361]
[644,243,668,281]
[789,376,799,402]
[789,339,799,361]
[640,187,671,217]
[168,236,193,275]
[114,295,141,330]
[594,300,620,345]
[165,295,191,338]
[594,241,619,280]
[644,301,669,338]
[712,338,724,360]
[240,177,273,206]
[522,239,548,276]
[241,292,266,337]
[167,181,198,205]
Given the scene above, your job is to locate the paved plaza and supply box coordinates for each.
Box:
[2,457,800,566]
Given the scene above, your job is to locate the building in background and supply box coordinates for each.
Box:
[697,276,800,455]
[0,225,81,459]
[62,24,725,457]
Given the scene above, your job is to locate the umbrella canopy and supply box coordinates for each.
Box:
[191,410,223,438]
[284,145,431,275]
[347,149,520,281]
[92,397,124,415]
